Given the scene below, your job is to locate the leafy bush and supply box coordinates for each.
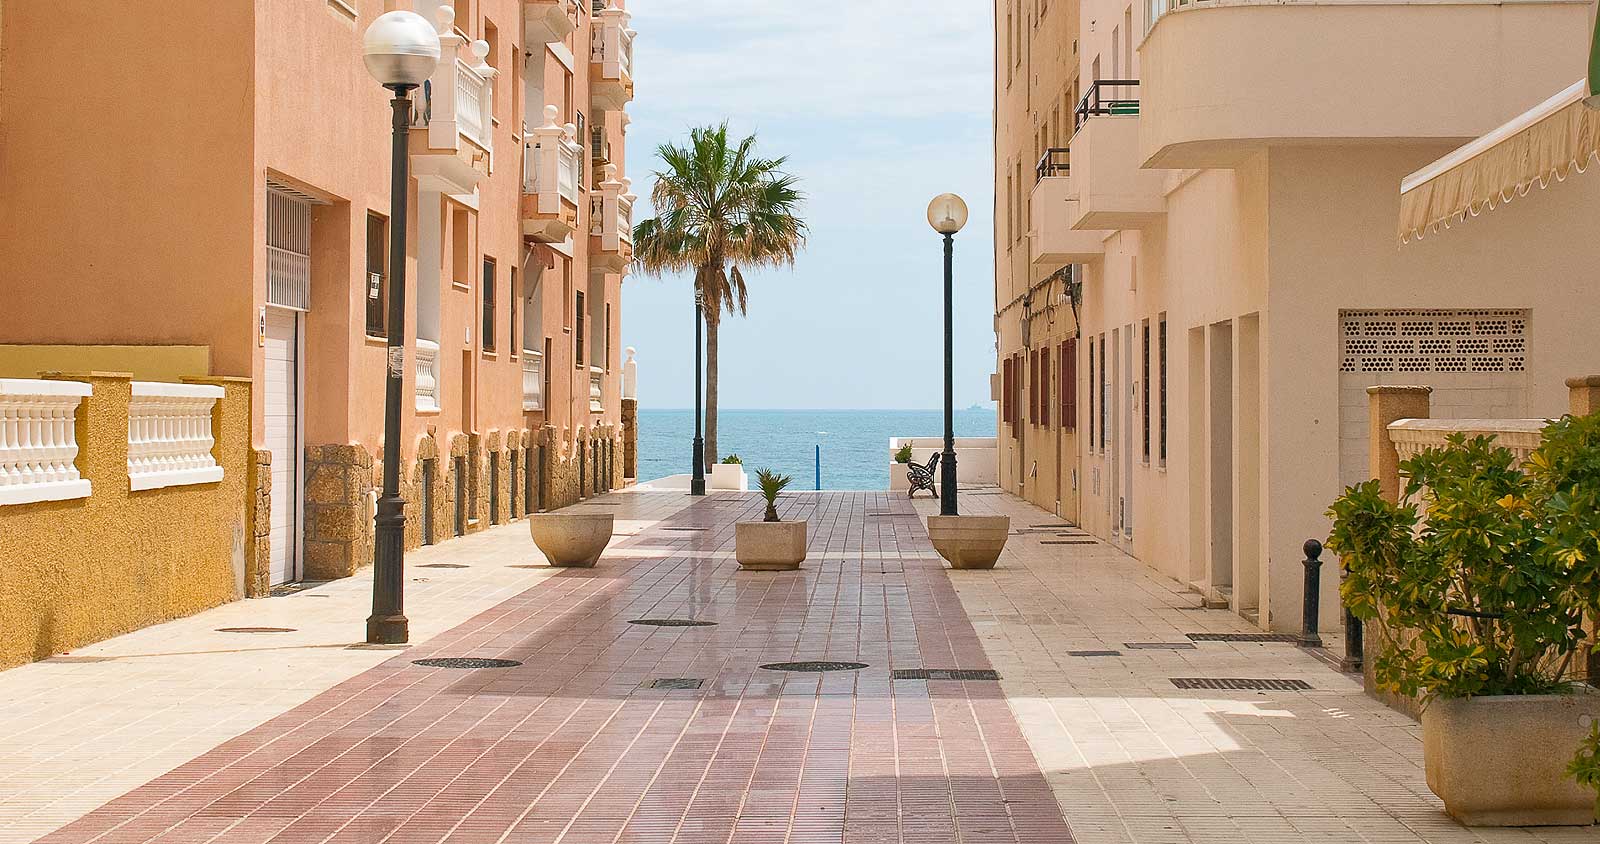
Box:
[721,454,742,465]
[755,468,792,522]
[894,444,913,464]
[1326,412,1600,792]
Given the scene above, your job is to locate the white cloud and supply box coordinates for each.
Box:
[630,0,994,122]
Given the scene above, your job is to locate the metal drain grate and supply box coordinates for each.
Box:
[760,661,868,672]
[630,618,718,627]
[891,669,1001,681]
[413,657,523,669]
[419,563,469,569]
[1030,523,1075,529]
[45,655,116,664]
[660,527,708,532]
[1187,632,1300,643]
[1171,677,1312,691]
[217,627,296,634]
[1068,650,1122,657]
[1124,642,1197,650]
[1042,540,1098,545]
[648,678,705,690]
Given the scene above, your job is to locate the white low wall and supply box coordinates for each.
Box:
[887,436,998,490]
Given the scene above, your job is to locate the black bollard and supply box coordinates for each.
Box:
[1299,539,1324,647]
[1342,603,1364,674]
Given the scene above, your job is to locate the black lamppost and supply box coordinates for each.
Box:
[690,288,706,496]
[927,193,969,517]
[361,11,441,644]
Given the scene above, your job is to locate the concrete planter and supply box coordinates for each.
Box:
[710,463,748,491]
[926,515,1010,570]
[735,520,807,570]
[1423,692,1599,826]
[527,513,614,568]
[889,461,913,491]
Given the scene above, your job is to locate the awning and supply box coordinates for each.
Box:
[1399,79,1600,243]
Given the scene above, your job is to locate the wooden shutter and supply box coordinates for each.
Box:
[1061,339,1077,430]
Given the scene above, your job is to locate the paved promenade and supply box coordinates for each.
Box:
[1,488,1595,843]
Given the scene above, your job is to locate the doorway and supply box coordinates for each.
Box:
[1206,321,1234,606]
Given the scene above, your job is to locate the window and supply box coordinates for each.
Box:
[481,257,497,352]
[1087,341,1096,451]
[561,260,573,329]
[1060,339,1076,430]
[1005,169,1014,243]
[1002,357,1014,426]
[574,290,585,367]
[1141,319,1151,463]
[575,111,586,190]
[1099,333,1107,451]
[1159,314,1168,466]
[483,21,500,117]
[364,212,387,336]
[1041,346,1051,428]
[451,207,471,287]
[543,337,553,406]
[604,303,612,370]
[509,267,519,359]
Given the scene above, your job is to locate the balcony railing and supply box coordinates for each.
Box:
[590,164,635,258]
[522,351,545,412]
[617,193,634,246]
[0,379,93,506]
[1074,79,1140,133]
[413,7,495,161]
[589,366,604,412]
[525,0,581,45]
[415,339,441,413]
[127,382,225,491]
[590,6,635,109]
[1036,148,1070,181]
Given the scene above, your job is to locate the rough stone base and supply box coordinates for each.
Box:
[246,448,272,598]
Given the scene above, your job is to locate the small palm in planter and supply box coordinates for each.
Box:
[1327,416,1600,826]
[735,468,806,570]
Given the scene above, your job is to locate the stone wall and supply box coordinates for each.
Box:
[621,398,638,480]
[302,444,375,581]
[247,448,272,598]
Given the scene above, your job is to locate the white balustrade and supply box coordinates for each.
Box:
[591,166,635,254]
[617,191,634,246]
[455,58,491,152]
[0,379,92,506]
[523,352,545,411]
[557,128,581,205]
[1389,418,1546,469]
[622,347,637,400]
[589,366,604,412]
[418,7,495,161]
[416,339,441,412]
[524,105,582,212]
[127,382,225,491]
[592,7,635,81]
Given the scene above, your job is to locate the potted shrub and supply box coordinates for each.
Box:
[735,468,806,570]
[889,442,915,492]
[711,453,747,491]
[528,511,614,567]
[1327,416,1600,826]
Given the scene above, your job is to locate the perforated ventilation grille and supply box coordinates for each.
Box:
[1340,309,1528,374]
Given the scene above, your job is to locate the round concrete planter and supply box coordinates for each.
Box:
[926,515,1010,570]
[1422,691,1600,826]
[735,520,807,570]
[527,513,614,568]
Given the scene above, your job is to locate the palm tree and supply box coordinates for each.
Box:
[632,124,806,471]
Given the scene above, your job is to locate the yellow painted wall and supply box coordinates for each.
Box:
[0,373,255,670]
[0,345,210,382]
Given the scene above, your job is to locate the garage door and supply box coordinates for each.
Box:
[1338,309,1530,490]
[264,307,301,585]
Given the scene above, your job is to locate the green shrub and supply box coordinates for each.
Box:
[1326,412,1600,794]
[721,454,742,465]
[894,444,913,463]
[755,468,792,522]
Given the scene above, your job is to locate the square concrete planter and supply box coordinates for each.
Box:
[926,515,1010,570]
[527,513,614,568]
[889,461,912,491]
[735,520,807,570]
[710,464,747,491]
[1423,692,1599,826]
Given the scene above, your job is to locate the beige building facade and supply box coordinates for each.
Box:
[997,0,1600,629]
[1,0,635,591]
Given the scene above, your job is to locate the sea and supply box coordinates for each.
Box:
[635,408,997,491]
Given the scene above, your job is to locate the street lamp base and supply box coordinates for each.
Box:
[366,613,409,645]
[690,480,706,496]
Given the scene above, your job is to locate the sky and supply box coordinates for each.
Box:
[618,0,997,411]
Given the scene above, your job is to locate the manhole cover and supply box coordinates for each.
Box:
[419,563,469,569]
[630,619,718,627]
[1186,632,1300,643]
[1068,650,1122,657]
[413,657,522,669]
[217,627,296,634]
[760,661,868,672]
[648,678,704,690]
[1124,642,1197,650]
[1171,677,1311,691]
[891,669,1001,681]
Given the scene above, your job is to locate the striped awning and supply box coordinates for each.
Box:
[1399,79,1600,243]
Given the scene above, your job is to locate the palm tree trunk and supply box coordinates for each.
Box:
[705,312,720,471]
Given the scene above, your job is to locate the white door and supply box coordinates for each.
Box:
[264,307,302,585]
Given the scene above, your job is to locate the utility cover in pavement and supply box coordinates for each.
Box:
[891,669,1001,681]
[760,661,868,672]
[648,678,705,689]
[1186,632,1300,643]
[630,619,718,627]
[413,658,523,669]
[1171,677,1311,691]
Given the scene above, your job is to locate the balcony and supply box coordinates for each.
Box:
[1030,170,1106,275]
[1068,81,1166,231]
[524,0,580,46]
[415,339,441,413]
[1138,0,1591,169]
[522,351,544,412]
[410,6,496,196]
[590,6,635,112]
[521,105,583,243]
[589,164,634,273]
[589,366,604,413]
